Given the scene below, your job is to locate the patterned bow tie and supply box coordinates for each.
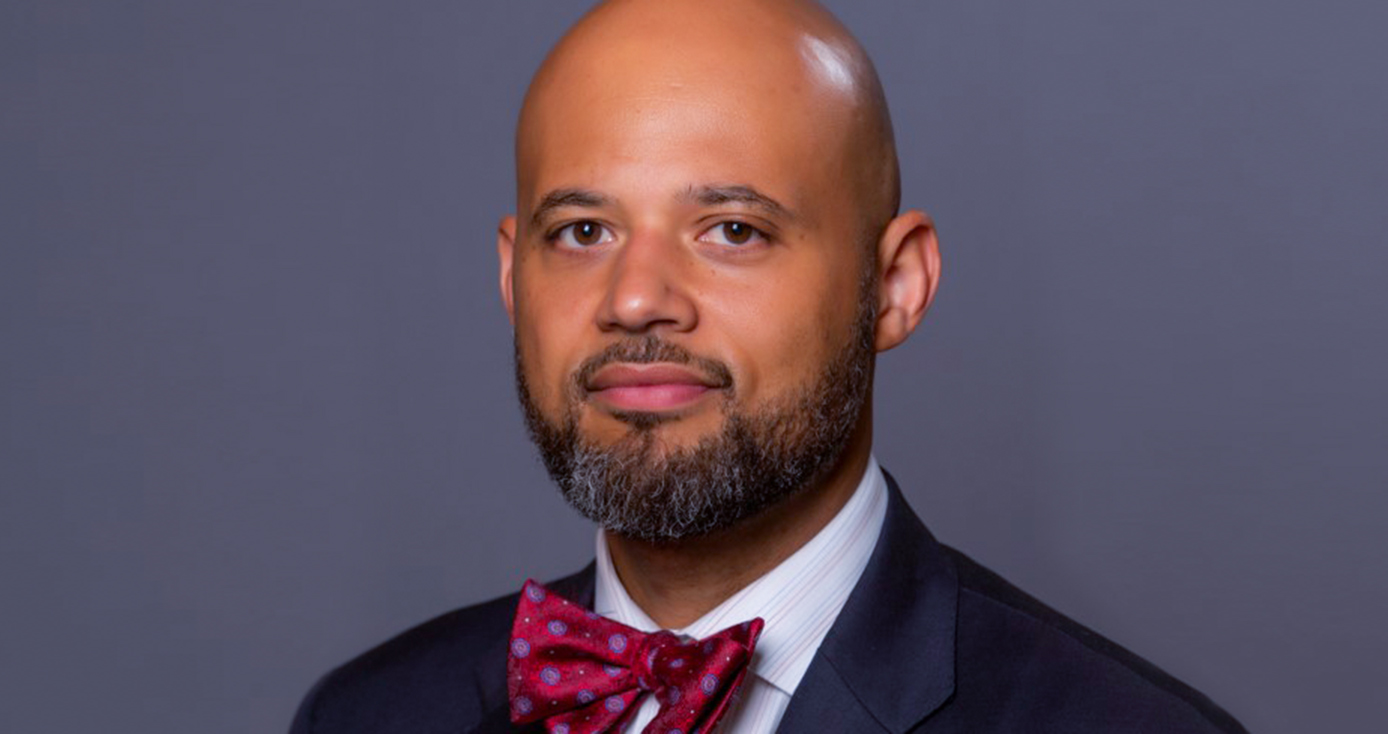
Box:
[508,579,764,734]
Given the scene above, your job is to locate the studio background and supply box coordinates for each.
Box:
[3,1,1385,732]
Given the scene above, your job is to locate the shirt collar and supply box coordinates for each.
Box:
[594,456,889,696]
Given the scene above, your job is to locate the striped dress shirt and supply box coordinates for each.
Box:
[593,456,889,734]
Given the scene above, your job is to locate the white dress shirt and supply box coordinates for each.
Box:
[593,456,889,734]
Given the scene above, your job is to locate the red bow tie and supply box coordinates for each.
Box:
[508,579,764,734]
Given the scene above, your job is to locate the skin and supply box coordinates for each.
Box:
[498,0,941,628]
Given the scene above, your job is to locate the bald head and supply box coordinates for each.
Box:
[515,0,900,238]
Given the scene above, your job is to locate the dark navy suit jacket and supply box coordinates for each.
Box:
[290,477,1247,733]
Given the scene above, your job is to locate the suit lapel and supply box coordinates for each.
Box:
[773,651,893,732]
[467,703,533,734]
[777,474,957,733]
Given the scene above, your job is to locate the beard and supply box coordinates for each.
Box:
[515,277,876,543]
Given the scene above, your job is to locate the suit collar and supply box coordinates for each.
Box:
[779,472,957,733]
[547,563,596,609]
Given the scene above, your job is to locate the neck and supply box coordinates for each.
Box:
[604,417,874,629]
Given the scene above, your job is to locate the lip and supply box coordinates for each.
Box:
[585,362,724,413]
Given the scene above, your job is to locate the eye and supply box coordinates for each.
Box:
[552,220,614,248]
[699,221,768,247]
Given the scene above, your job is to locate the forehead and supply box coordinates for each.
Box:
[515,31,861,216]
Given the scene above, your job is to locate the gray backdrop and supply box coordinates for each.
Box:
[3,1,1384,732]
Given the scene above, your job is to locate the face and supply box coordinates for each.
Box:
[499,26,888,540]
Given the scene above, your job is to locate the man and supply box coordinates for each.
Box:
[292,0,1246,731]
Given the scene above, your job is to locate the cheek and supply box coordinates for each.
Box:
[513,325,559,416]
[513,276,593,414]
[706,266,857,398]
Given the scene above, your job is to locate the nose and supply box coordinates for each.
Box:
[595,231,697,334]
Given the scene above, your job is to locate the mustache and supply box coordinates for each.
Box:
[572,336,734,394]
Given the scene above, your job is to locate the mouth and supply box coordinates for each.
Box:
[584,362,727,414]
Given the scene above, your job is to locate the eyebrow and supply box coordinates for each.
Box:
[530,188,612,228]
[681,184,796,221]
[528,183,797,228]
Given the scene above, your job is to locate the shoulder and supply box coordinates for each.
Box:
[940,545,1247,733]
[290,591,516,734]
[289,569,592,734]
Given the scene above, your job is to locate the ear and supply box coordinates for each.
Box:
[874,209,941,352]
[497,215,518,325]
